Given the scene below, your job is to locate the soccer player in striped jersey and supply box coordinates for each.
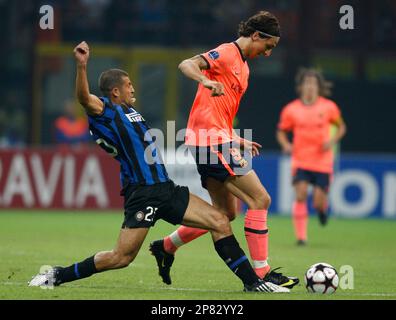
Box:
[150,11,298,289]
[28,41,289,293]
[277,68,347,245]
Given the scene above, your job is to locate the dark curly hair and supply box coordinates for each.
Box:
[295,68,333,97]
[238,11,281,38]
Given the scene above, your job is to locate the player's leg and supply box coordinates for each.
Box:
[151,183,288,293]
[311,171,330,226]
[313,185,329,226]
[29,228,149,287]
[160,144,239,255]
[293,179,309,245]
[150,179,237,285]
[224,170,271,278]
[224,170,299,288]
[93,228,149,270]
[181,193,288,292]
[161,178,237,254]
[207,177,239,220]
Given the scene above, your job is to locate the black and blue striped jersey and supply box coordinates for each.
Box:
[88,97,169,188]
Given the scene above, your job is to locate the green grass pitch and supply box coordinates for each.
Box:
[0,211,395,300]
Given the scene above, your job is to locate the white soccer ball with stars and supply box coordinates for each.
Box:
[304,262,339,294]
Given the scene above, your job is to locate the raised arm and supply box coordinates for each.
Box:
[74,41,104,116]
[178,55,225,97]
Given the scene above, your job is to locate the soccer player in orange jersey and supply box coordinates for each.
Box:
[277,68,347,246]
[150,11,299,289]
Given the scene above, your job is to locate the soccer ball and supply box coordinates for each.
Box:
[304,262,339,294]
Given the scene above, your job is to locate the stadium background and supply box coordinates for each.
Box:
[0,0,396,302]
[1,0,395,218]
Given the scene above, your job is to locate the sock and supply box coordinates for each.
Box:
[164,226,208,254]
[214,235,259,286]
[244,209,270,278]
[56,255,98,284]
[293,201,308,241]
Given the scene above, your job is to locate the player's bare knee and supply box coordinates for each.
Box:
[214,214,232,235]
[248,192,271,210]
[264,193,272,208]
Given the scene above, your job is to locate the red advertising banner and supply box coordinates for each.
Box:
[0,147,123,209]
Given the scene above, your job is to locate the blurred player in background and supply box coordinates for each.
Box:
[29,41,290,293]
[150,11,298,289]
[53,99,90,146]
[276,68,347,246]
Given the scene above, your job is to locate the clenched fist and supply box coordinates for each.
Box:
[74,41,90,66]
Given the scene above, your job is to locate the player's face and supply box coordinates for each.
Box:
[120,77,136,105]
[250,34,280,58]
[301,76,320,98]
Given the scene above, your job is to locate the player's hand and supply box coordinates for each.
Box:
[74,41,90,66]
[282,143,293,154]
[240,139,262,157]
[202,79,225,97]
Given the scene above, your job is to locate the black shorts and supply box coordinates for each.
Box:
[122,181,189,229]
[188,143,252,189]
[293,168,331,192]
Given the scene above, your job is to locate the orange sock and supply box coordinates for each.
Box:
[244,209,270,278]
[293,201,308,241]
[164,226,208,254]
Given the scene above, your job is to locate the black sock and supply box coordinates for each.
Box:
[214,235,259,286]
[56,255,98,284]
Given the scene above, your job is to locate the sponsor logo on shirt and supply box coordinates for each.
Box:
[126,110,145,123]
[208,51,220,60]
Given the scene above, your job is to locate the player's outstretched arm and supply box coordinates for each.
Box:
[178,55,225,97]
[74,41,104,116]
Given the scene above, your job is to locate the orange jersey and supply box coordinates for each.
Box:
[185,42,249,146]
[55,116,88,137]
[278,97,342,173]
